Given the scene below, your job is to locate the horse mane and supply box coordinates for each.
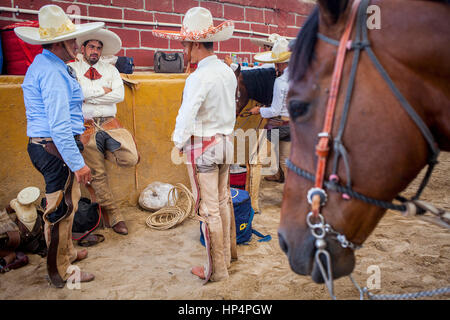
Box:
[289,6,320,82]
[241,67,276,106]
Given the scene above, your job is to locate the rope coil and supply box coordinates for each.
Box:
[145,183,196,230]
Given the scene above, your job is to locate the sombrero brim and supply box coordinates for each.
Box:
[254,50,291,63]
[152,20,234,42]
[76,28,122,56]
[250,38,274,47]
[14,22,104,45]
[17,186,40,206]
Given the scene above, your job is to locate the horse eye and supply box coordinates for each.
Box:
[288,100,309,119]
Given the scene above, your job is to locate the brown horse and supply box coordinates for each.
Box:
[234,64,276,115]
[279,0,450,288]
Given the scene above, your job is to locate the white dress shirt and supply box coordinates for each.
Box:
[260,67,290,119]
[173,55,237,150]
[68,58,124,119]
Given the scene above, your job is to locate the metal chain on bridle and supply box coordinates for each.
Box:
[286,0,449,300]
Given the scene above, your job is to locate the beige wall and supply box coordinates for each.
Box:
[0,73,260,208]
[0,73,191,208]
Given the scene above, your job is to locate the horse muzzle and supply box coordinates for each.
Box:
[278,228,356,283]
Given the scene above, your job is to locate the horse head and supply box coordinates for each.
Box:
[234,64,250,116]
[279,0,450,284]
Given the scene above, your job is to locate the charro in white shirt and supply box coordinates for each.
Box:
[173,55,237,150]
[260,67,290,119]
[68,58,124,119]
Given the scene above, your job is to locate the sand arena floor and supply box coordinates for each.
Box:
[0,153,449,300]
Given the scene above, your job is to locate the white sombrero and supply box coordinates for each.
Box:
[250,33,282,48]
[14,4,104,45]
[152,7,234,42]
[17,186,40,206]
[76,28,122,56]
[254,38,291,64]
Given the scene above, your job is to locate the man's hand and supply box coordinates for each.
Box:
[103,87,112,94]
[249,106,261,115]
[74,165,92,185]
[224,55,232,66]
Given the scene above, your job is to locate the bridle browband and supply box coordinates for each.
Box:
[285,0,441,299]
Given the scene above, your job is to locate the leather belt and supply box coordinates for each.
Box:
[29,135,80,145]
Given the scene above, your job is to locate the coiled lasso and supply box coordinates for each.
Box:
[145,183,197,230]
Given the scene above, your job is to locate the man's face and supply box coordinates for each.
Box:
[182,41,198,64]
[263,44,272,51]
[275,62,288,77]
[62,39,78,61]
[82,40,103,65]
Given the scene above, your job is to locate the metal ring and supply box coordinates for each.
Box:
[306,211,324,228]
[311,226,326,239]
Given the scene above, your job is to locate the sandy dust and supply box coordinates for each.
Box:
[1,153,449,300]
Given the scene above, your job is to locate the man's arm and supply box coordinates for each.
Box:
[259,78,285,118]
[172,74,207,150]
[40,69,86,173]
[85,66,125,105]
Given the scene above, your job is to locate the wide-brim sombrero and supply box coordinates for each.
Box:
[254,37,291,63]
[254,51,291,63]
[250,33,282,48]
[14,4,104,45]
[152,7,234,42]
[76,28,122,56]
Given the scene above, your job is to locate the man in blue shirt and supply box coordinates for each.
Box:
[15,4,104,287]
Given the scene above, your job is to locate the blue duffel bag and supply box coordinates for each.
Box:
[200,188,271,245]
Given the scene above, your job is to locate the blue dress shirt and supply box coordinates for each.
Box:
[22,49,85,172]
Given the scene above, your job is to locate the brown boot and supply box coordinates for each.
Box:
[102,207,128,235]
[79,271,95,283]
[74,249,88,262]
[112,221,128,235]
[264,167,285,183]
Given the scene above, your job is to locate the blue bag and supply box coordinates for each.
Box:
[200,188,271,245]
[115,56,134,74]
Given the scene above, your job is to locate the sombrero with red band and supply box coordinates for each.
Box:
[152,7,234,42]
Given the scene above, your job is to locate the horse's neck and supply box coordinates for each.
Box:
[370,0,450,150]
[242,68,276,106]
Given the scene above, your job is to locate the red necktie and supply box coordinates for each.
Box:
[84,67,102,80]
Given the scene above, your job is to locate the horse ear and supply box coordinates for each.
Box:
[234,63,241,78]
[317,0,349,26]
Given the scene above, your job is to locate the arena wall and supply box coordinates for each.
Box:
[0,0,314,70]
[0,73,191,207]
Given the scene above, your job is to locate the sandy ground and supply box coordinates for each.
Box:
[1,153,449,300]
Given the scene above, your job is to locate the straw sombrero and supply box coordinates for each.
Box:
[254,38,291,64]
[76,28,122,56]
[250,33,282,48]
[152,7,234,42]
[14,4,104,45]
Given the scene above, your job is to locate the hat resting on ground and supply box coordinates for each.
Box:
[254,38,291,64]
[14,4,104,45]
[76,28,122,56]
[250,33,282,48]
[152,7,234,42]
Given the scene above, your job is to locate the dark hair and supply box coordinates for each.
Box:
[82,39,103,47]
[289,7,319,82]
[202,42,214,51]
[42,43,53,50]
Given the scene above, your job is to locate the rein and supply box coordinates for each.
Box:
[286,0,448,299]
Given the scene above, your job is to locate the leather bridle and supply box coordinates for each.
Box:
[285,0,441,298]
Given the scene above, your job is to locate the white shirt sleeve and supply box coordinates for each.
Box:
[260,77,287,118]
[172,74,207,149]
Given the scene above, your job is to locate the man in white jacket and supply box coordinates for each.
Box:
[153,7,237,282]
[69,29,139,235]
